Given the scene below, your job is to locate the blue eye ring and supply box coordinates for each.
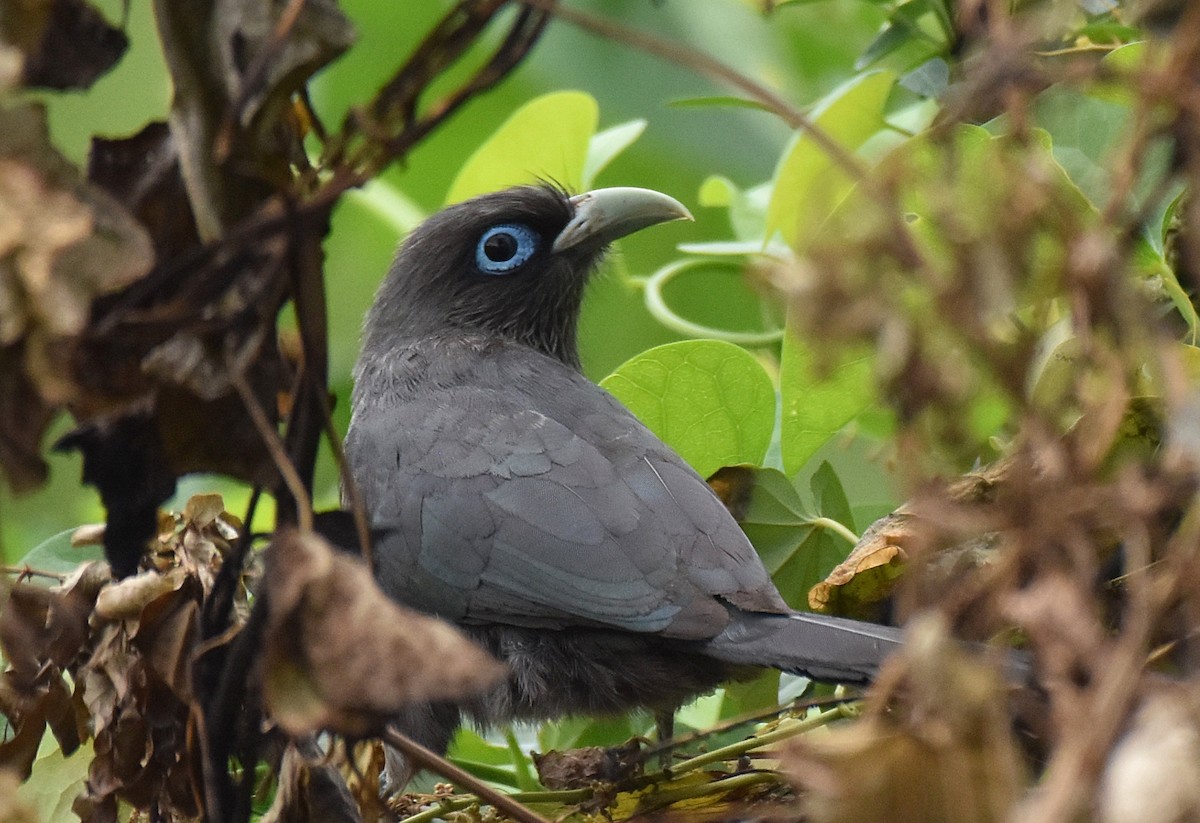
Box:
[475,223,539,274]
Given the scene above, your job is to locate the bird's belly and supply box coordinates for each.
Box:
[456,624,750,725]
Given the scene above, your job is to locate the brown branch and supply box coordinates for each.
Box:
[213,0,310,163]
[347,2,551,177]
[520,0,930,272]
[517,0,872,184]
[382,727,552,823]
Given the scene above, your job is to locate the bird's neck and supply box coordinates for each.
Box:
[362,298,582,372]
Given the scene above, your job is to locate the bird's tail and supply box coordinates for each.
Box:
[702,610,908,685]
[704,609,1033,686]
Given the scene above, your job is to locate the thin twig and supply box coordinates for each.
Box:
[0,565,68,582]
[214,0,310,162]
[228,353,313,534]
[382,728,552,823]
[518,0,870,185]
[520,0,929,271]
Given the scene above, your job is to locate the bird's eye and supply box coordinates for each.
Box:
[475,223,539,274]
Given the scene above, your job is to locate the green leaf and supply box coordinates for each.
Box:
[600,340,776,478]
[779,330,875,476]
[735,467,856,608]
[856,22,911,70]
[445,90,598,204]
[1134,234,1198,343]
[582,118,646,189]
[810,460,854,532]
[698,175,737,208]
[17,733,93,823]
[697,176,773,243]
[449,729,526,790]
[538,715,639,751]
[16,529,104,581]
[641,260,784,346]
[900,57,949,98]
[766,71,896,249]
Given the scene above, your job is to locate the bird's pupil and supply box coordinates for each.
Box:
[483,233,517,262]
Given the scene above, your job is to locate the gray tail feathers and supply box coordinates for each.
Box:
[704,610,1034,686]
[703,610,906,684]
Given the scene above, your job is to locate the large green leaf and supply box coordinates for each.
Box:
[736,465,857,609]
[445,90,598,204]
[601,340,776,478]
[15,528,104,581]
[17,734,93,823]
[766,70,896,249]
[779,330,875,476]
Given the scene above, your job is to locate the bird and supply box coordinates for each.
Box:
[344,183,907,781]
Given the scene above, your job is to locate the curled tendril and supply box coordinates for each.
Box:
[638,258,785,346]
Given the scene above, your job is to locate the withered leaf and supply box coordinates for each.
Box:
[808,511,909,620]
[0,576,95,685]
[0,344,53,492]
[707,465,757,521]
[0,102,153,366]
[0,102,152,493]
[87,122,200,259]
[213,0,356,133]
[782,617,1026,823]
[533,740,642,790]
[0,692,46,780]
[130,588,198,701]
[15,0,128,91]
[94,567,187,621]
[261,740,364,823]
[262,530,506,739]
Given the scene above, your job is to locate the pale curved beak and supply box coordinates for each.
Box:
[552,187,693,253]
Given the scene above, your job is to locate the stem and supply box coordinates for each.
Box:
[638,770,779,811]
[807,516,860,546]
[668,705,851,776]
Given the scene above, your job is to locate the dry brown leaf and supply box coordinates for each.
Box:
[0,103,152,369]
[0,102,152,493]
[94,567,187,621]
[0,344,53,492]
[262,529,507,739]
[76,569,203,818]
[2,0,127,91]
[261,739,365,823]
[533,739,642,790]
[808,511,910,619]
[783,616,1026,823]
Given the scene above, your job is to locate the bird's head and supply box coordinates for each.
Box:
[363,184,691,368]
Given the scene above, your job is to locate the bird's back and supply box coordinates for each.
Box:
[346,334,790,642]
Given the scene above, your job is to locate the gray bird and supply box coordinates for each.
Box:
[345,184,904,779]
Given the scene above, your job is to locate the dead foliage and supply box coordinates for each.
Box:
[1,1,548,820]
[777,6,1200,822]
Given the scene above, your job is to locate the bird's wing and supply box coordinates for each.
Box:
[346,338,788,641]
